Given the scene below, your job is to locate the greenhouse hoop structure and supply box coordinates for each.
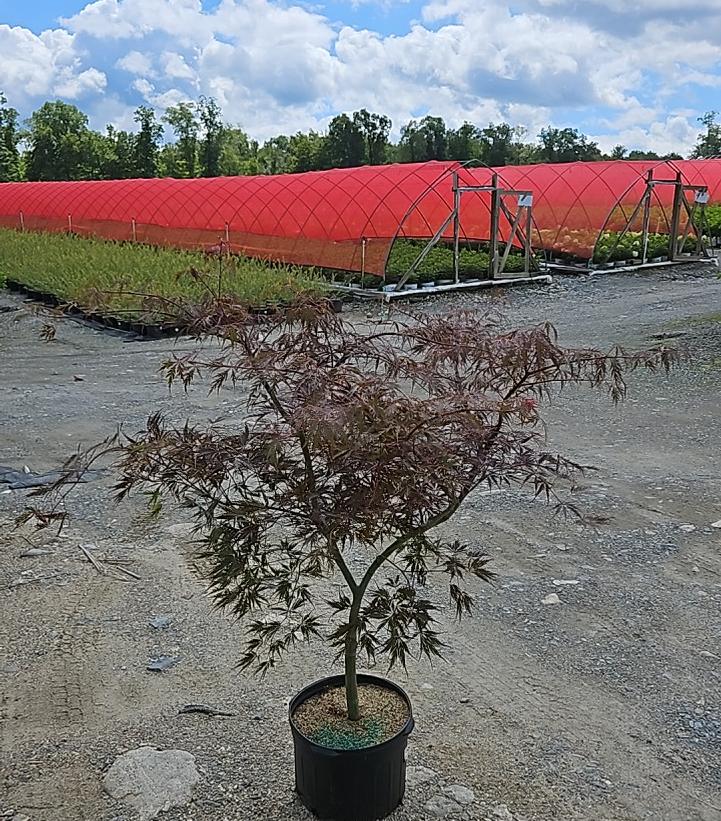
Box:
[0,162,550,297]
[1,158,720,297]
[0,163,540,273]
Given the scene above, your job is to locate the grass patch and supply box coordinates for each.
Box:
[0,228,326,321]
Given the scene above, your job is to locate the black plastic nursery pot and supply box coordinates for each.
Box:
[289,674,414,821]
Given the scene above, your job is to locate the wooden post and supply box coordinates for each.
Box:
[67,214,73,233]
[19,211,25,231]
[131,219,137,242]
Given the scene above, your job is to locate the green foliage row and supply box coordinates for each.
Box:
[593,230,705,263]
[384,239,525,283]
[0,229,325,318]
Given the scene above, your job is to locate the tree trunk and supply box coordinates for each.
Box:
[344,603,361,721]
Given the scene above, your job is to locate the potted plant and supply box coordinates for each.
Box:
[26,297,678,821]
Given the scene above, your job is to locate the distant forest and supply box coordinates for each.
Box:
[0,93,719,183]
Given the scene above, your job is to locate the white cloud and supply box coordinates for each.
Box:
[54,66,107,99]
[595,116,700,155]
[160,51,197,82]
[1,0,720,154]
[0,24,105,104]
[116,50,154,76]
[62,0,215,44]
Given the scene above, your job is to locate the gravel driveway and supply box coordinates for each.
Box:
[1,264,720,821]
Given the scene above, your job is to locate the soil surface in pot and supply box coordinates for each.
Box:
[292,683,409,750]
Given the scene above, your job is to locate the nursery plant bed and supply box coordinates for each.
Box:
[4,278,180,339]
[3,278,343,337]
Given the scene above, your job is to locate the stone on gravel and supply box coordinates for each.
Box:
[406,765,439,787]
[541,593,561,605]
[679,524,696,533]
[425,795,462,817]
[166,523,195,538]
[443,784,475,805]
[149,616,173,630]
[146,655,179,672]
[552,579,580,586]
[711,520,721,529]
[492,805,515,821]
[104,747,200,821]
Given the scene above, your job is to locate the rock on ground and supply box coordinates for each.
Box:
[425,794,464,817]
[406,765,439,787]
[166,522,196,538]
[103,747,200,821]
[443,784,475,805]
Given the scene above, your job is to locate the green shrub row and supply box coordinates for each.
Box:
[384,239,526,283]
[593,231,704,263]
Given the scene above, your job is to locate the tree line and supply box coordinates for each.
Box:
[0,92,718,184]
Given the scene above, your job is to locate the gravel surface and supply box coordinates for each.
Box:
[1,263,720,821]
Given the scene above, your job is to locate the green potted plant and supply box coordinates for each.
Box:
[27,297,678,821]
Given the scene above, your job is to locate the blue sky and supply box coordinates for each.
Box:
[1,1,82,30]
[1,0,427,36]
[1,0,719,154]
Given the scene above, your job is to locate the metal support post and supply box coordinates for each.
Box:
[524,205,532,275]
[668,172,683,260]
[489,173,499,279]
[452,172,461,284]
[361,237,367,289]
[641,173,652,264]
